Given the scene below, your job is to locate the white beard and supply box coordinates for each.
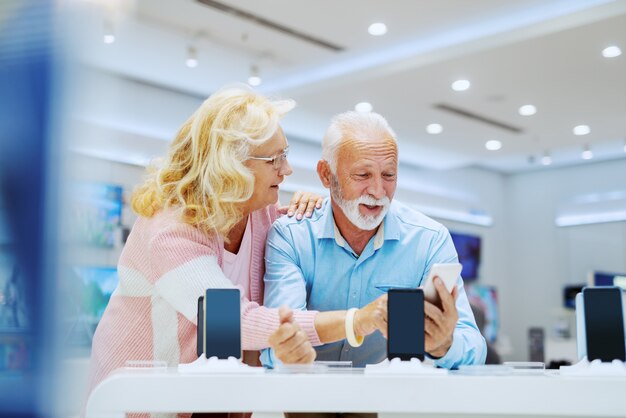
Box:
[330,176,390,231]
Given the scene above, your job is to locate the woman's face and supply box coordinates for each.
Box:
[244,126,293,212]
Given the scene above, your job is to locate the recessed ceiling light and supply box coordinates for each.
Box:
[518,105,537,116]
[247,76,262,87]
[368,23,387,36]
[602,46,622,58]
[426,123,443,134]
[247,64,262,86]
[485,140,502,151]
[451,79,470,91]
[103,20,115,44]
[573,125,590,136]
[582,144,593,160]
[185,46,198,68]
[355,102,373,113]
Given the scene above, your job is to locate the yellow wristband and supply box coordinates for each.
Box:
[345,308,364,347]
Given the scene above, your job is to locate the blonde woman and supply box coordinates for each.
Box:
[84,87,388,417]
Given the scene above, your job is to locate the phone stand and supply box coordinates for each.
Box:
[364,358,447,375]
[178,355,265,374]
[560,357,626,377]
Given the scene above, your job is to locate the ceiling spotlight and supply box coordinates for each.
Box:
[368,23,387,36]
[426,123,443,134]
[541,151,552,166]
[247,65,262,86]
[573,125,590,136]
[355,102,373,113]
[518,104,537,116]
[103,20,115,44]
[485,140,502,151]
[185,46,198,68]
[602,46,622,58]
[451,79,470,92]
[247,75,262,86]
[581,144,593,160]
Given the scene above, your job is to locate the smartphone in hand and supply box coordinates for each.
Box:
[387,288,425,361]
[421,263,462,307]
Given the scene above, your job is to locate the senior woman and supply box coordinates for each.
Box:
[84,87,388,417]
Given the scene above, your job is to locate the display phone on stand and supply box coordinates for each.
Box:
[204,288,241,359]
[583,286,626,362]
[197,296,204,356]
[421,263,462,307]
[387,288,425,361]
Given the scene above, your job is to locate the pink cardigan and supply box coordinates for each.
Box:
[84,206,321,417]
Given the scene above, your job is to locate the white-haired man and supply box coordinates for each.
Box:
[261,111,486,371]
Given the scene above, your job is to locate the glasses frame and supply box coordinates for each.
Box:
[248,147,289,170]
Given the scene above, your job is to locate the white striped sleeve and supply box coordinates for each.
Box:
[154,255,235,322]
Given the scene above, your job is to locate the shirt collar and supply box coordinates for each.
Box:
[319,198,401,249]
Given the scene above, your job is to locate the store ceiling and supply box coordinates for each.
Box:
[80,0,626,173]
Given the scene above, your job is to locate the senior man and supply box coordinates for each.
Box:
[261,111,486,370]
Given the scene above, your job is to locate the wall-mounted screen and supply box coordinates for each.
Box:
[71,182,123,247]
[593,271,626,290]
[450,232,481,281]
[64,266,119,347]
[466,284,499,343]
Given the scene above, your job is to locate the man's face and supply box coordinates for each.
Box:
[330,135,398,230]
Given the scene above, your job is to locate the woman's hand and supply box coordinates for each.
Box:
[269,307,316,364]
[277,191,324,220]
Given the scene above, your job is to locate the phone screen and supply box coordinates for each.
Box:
[204,288,241,359]
[387,289,425,361]
[583,287,625,362]
[197,296,204,357]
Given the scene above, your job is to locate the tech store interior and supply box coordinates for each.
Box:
[1,1,626,417]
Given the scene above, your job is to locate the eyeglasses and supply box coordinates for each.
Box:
[248,147,289,170]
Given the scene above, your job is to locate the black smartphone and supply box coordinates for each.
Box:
[197,296,204,357]
[204,288,241,359]
[387,288,425,361]
[583,287,626,362]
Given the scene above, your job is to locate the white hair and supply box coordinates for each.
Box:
[321,111,397,173]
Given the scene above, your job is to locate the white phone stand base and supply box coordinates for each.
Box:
[560,357,626,377]
[364,358,447,375]
[178,355,265,374]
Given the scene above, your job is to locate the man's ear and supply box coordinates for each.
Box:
[317,160,332,189]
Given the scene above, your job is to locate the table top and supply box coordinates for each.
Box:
[86,367,626,417]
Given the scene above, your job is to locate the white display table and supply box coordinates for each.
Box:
[86,367,626,418]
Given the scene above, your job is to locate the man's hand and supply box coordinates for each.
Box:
[424,277,459,357]
[353,293,388,338]
[277,191,324,220]
[269,306,316,364]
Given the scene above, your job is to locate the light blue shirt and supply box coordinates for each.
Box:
[261,198,486,369]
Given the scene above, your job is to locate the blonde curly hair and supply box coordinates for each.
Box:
[131,86,295,236]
